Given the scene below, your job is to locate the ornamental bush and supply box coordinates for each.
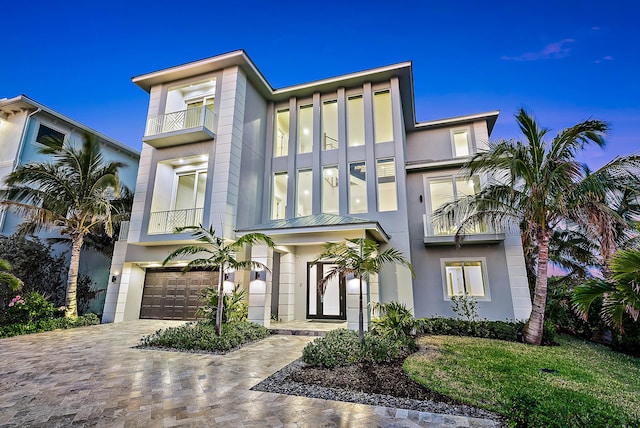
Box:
[0,313,99,338]
[138,321,271,353]
[417,317,525,342]
[302,328,410,368]
[2,292,59,325]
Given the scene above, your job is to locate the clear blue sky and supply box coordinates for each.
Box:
[2,0,638,168]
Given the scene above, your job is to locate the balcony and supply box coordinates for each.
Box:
[422,214,505,246]
[142,106,217,148]
[148,208,204,235]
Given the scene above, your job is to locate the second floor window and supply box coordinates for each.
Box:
[298,105,313,154]
[349,162,367,214]
[322,100,338,150]
[274,109,290,157]
[296,169,313,217]
[376,158,397,212]
[373,90,393,143]
[427,176,480,235]
[347,95,365,147]
[272,172,288,220]
[452,129,471,157]
[322,166,339,214]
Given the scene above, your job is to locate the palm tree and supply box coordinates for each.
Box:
[433,108,640,345]
[573,249,640,331]
[163,225,274,335]
[314,238,414,341]
[0,133,126,318]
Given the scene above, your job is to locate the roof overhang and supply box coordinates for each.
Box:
[412,110,500,135]
[0,95,139,158]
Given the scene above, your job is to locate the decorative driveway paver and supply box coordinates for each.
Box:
[0,321,498,427]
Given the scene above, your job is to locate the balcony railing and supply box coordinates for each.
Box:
[422,214,504,245]
[145,106,216,137]
[148,208,204,235]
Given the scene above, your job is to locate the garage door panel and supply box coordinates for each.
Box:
[140,269,218,320]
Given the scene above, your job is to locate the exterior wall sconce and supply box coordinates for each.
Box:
[111,275,118,283]
[252,270,266,281]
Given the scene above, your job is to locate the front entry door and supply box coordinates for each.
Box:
[307,262,346,320]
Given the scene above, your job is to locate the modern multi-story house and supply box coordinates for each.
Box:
[0,95,140,314]
[103,50,532,328]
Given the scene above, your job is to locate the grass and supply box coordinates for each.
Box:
[404,335,640,427]
[139,320,271,353]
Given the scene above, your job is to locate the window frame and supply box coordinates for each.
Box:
[321,165,339,214]
[373,89,393,144]
[274,108,290,158]
[424,174,482,236]
[347,94,365,147]
[296,168,313,217]
[297,104,314,154]
[348,161,368,214]
[450,127,472,158]
[36,124,66,145]
[271,171,288,220]
[321,99,339,151]
[440,257,491,301]
[171,168,208,211]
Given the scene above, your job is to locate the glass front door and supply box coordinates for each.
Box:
[307,262,346,320]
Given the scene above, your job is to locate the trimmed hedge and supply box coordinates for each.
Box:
[138,321,271,353]
[0,313,100,338]
[417,317,525,342]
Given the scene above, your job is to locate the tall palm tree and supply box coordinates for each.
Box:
[0,133,125,318]
[573,249,640,331]
[434,108,640,345]
[163,225,274,335]
[314,238,414,341]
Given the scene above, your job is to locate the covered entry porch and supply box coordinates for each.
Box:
[236,214,390,332]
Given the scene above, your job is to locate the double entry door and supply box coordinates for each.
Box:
[307,262,346,320]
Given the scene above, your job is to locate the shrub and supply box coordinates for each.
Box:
[302,329,361,368]
[2,292,59,325]
[197,283,248,324]
[302,328,411,368]
[370,301,418,348]
[0,313,100,338]
[138,321,270,352]
[417,317,524,342]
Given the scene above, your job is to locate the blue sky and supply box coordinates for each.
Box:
[2,0,638,168]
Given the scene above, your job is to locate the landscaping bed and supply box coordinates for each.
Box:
[0,313,100,338]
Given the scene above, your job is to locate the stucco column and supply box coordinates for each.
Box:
[277,251,296,321]
[247,244,273,327]
[102,241,127,323]
[346,276,369,332]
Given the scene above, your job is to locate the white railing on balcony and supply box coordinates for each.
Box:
[148,208,204,235]
[423,214,495,237]
[145,106,216,137]
[118,221,130,241]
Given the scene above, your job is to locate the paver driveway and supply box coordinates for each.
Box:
[0,321,497,427]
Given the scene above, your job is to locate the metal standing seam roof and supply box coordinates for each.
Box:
[236,213,390,239]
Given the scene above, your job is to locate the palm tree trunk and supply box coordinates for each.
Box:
[215,265,224,336]
[65,234,84,319]
[358,276,364,342]
[523,230,551,345]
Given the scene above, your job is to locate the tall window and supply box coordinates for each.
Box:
[349,162,367,214]
[175,171,207,211]
[443,260,486,297]
[376,158,397,212]
[274,109,289,157]
[322,166,339,214]
[322,100,338,150]
[373,90,393,143]
[298,105,313,154]
[452,129,470,157]
[428,176,481,235]
[296,169,313,217]
[272,172,288,220]
[347,95,365,147]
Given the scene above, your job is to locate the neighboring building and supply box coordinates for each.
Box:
[0,95,140,314]
[104,50,532,327]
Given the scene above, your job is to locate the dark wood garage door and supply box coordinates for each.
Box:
[140,268,219,320]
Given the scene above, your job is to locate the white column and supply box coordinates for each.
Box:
[247,244,273,327]
[278,251,296,321]
[504,233,533,320]
[346,276,369,332]
[102,241,127,323]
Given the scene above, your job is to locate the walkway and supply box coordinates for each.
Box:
[0,320,498,427]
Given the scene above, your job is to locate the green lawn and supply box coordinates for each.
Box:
[404,335,640,427]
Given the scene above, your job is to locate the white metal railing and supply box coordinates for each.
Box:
[145,106,216,136]
[423,214,496,237]
[148,208,204,234]
[118,221,130,241]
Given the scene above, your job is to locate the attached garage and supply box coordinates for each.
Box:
[140,268,219,320]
